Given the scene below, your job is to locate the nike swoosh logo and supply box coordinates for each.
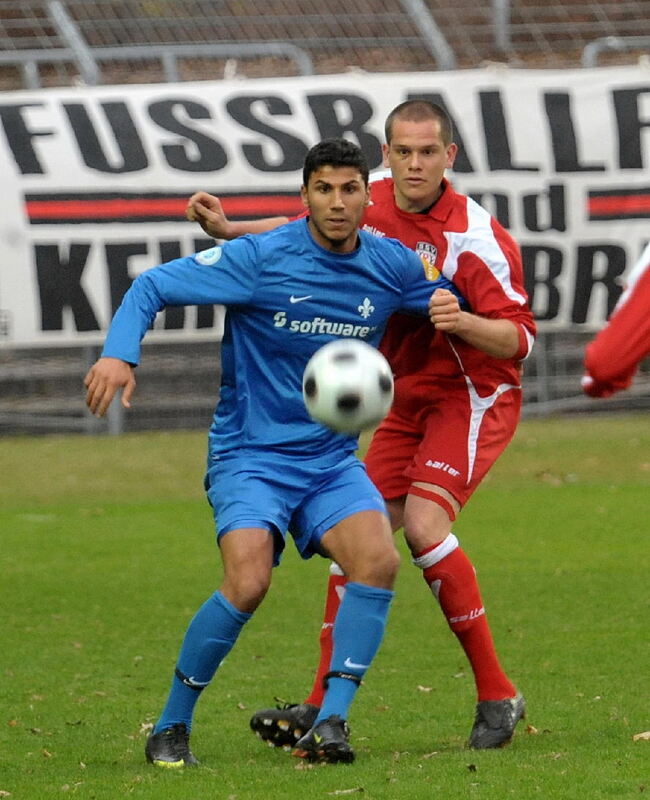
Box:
[343,657,369,670]
[183,675,210,688]
[289,294,312,303]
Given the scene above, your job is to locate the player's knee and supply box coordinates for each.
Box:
[222,569,271,613]
[403,512,450,549]
[352,542,400,588]
[402,488,457,550]
[383,545,401,583]
[379,542,401,577]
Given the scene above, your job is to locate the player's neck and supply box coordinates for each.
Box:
[307,217,360,253]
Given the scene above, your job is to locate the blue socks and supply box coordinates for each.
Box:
[316,581,394,724]
[153,583,393,732]
[154,591,251,733]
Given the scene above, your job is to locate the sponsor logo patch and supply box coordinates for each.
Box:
[273,310,378,338]
[361,223,386,237]
[425,459,461,477]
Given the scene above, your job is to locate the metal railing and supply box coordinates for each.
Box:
[0,0,316,88]
[582,35,650,67]
[1,333,648,436]
[1,1,649,90]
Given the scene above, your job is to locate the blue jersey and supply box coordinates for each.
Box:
[102,217,462,457]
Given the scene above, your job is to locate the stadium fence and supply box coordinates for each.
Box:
[0,0,648,434]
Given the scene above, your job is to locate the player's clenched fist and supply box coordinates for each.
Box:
[185,191,230,239]
[429,287,462,331]
[84,357,136,417]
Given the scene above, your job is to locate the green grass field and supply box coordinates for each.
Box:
[1,416,648,800]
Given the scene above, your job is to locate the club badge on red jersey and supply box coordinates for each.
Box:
[416,242,440,281]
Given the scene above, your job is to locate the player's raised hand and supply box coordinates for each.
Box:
[84,357,136,417]
[429,287,462,331]
[186,191,231,239]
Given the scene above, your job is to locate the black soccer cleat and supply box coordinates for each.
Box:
[145,722,199,768]
[250,701,319,749]
[293,714,355,763]
[468,692,526,749]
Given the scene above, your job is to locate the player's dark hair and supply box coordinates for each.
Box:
[302,138,369,187]
[384,100,454,146]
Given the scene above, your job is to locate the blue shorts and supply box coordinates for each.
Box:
[204,451,387,565]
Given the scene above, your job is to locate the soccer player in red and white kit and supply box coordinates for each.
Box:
[582,241,650,398]
[186,100,536,749]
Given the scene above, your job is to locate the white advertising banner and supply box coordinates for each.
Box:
[0,65,648,347]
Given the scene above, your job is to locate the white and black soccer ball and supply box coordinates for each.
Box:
[302,339,394,433]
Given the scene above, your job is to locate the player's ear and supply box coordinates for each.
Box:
[381,142,390,168]
[363,184,371,207]
[300,184,309,208]
[446,142,458,169]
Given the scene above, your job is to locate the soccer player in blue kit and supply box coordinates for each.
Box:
[84,139,464,767]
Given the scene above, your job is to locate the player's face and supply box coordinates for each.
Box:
[383,118,458,213]
[302,165,370,253]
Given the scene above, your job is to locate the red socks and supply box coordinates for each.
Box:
[414,535,516,702]
[303,566,347,707]
[304,534,516,707]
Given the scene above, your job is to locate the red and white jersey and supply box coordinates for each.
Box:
[362,176,536,398]
[582,242,650,397]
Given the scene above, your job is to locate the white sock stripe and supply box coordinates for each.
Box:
[412,533,459,569]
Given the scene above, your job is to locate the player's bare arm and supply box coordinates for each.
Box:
[429,288,520,359]
[185,191,288,240]
[84,357,136,417]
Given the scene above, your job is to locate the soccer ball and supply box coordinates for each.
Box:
[302,339,394,433]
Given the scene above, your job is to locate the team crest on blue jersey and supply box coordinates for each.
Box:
[195,246,223,265]
[416,242,440,280]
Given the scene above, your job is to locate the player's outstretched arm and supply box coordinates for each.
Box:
[429,288,521,359]
[582,246,650,397]
[84,357,136,417]
[186,191,289,240]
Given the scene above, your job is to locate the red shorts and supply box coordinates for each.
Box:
[364,379,521,507]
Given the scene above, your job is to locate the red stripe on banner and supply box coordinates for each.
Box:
[26,197,186,219]
[588,194,650,215]
[25,195,304,221]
